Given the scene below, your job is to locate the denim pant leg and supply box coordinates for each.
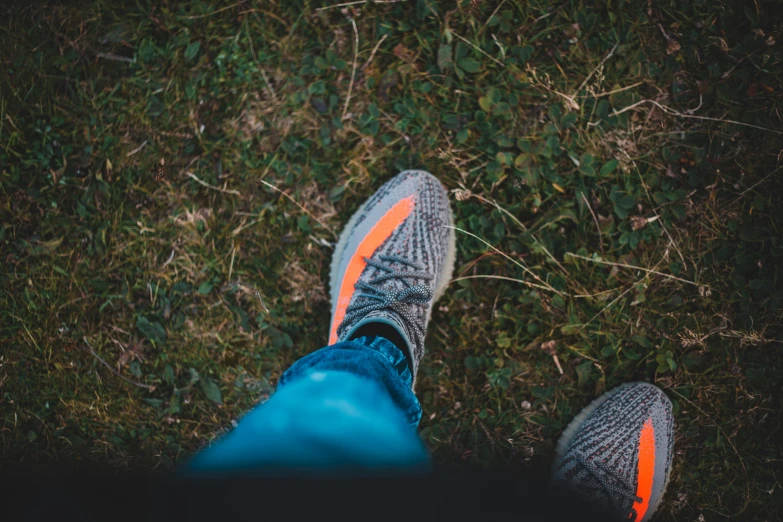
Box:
[186,336,428,472]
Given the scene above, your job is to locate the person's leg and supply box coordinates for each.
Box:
[188,170,455,472]
[187,336,427,472]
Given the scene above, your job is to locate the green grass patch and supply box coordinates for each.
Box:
[1,0,782,518]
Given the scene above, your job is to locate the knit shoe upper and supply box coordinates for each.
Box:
[551,382,674,522]
[328,170,456,380]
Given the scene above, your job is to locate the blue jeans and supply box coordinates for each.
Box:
[187,336,429,472]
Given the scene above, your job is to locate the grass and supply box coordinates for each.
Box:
[1,0,782,518]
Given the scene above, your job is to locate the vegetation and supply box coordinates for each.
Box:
[2,1,781,518]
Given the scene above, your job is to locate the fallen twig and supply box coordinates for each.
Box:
[342,18,359,121]
[245,20,277,101]
[730,164,783,205]
[478,0,507,37]
[257,154,337,239]
[449,274,560,294]
[451,32,505,67]
[574,42,618,96]
[446,226,565,296]
[611,99,783,135]
[565,252,703,287]
[126,140,148,157]
[316,0,408,11]
[186,171,241,196]
[83,338,156,391]
[463,190,570,276]
[362,34,388,70]
[182,0,248,19]
[458,189,591,296]
[580,192,604,254]
[577,81,644,99]
[96,53,132,63]
[161,248,175,269]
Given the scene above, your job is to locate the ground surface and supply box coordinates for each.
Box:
[2,1,782,519]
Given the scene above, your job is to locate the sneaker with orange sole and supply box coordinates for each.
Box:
[551,382,675,522]
[328,170,456,382]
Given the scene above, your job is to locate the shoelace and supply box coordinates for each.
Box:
[575,454,643,521]
[338,255,434,345]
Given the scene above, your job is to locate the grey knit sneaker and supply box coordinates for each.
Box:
[328,170,456,381]
[551,382,675,522]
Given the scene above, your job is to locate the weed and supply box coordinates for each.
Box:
[1,1,781,518]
